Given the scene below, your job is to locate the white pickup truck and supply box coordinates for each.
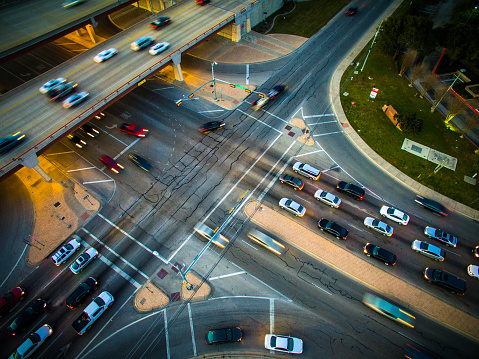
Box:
[71,291,114,335]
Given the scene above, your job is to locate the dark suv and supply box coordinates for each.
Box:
[318,219,348,240]
[414,195,448,216]
[423,268,466,295]
[65,277,98,309]
[363,243,397,266]
[337,181,365,200]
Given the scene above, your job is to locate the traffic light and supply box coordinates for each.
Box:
[175,100,182,106]
[230,84,236,88]
[244,89,251,93]
[258,93,265,98]
[188,93,194,98]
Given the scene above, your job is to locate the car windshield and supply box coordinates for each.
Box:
[297,205,304,212]
[64,244,73,251]
[419,242,428,250]
[285,199,292,206]
[372,219,380,227]
[94,297,106,307]
[29,332,41,344]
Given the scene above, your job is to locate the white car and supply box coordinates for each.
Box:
[93,48,118,63]
[292,161,321,180]
[314,189,341,208]
[467,265,479,279]
[70,247,98,274]
[39,78,66,93]
[63,91,89,108]
[130,36,154,51]
[364,217,393,236]
[379,205,409,225]
[149,42,169,55]
[411,240,446,261]
[279,198,306,217]
[265,334,303,354]
[8,324,52,359]
[52,235,81,266]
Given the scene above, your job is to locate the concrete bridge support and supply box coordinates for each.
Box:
[171,53,184,82]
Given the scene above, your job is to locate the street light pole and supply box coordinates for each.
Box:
[431,69,465,112]
[211,62,218,100]
[465,5,478,25]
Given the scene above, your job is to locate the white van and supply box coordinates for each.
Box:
[292,162,321,180]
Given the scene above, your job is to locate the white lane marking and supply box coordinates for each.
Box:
[114,138,140,160]
[98,255,141,289]
[270,298,274,353]
[188,303,197,357]
[76,286,143,359]
[0,244,28,288]
[98,213,169,264]
[82,229,148,282]
[67,166,96,172]
[322,165,340,172]
[209,271,247,280]
[165,310,170,359]
[240,239,258,250]
[294,149,324,157]
[261,109,289,124]
[310,282,333,295]
[312,130,344,137]
[45,150,75,155]
[303,114,335,118]
[237,109,283,133]
[168,131,284,262]
[198,110,224,113]
[308,120,337,125]
[152,86,175,91]
[83,179,115,184]
[107,132,128,146]
[208,295,285,301]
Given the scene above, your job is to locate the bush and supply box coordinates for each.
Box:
[394,113,423,134]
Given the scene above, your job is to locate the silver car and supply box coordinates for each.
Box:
[52,235,81,266]
[8,324,53,359]
[411,240,446,261]
[279,198,306,217]
[314,189,341,208]
[69,247,98,274]
[292,161,320,180]
[424,227,457,247]
[379,205,409,225]
[364,217,393,236]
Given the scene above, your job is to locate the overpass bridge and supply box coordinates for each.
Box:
[0,0,275,180]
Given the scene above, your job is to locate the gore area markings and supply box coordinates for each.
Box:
[188,303,197,357]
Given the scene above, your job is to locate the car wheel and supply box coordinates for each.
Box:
[320,228,323,231]
[366,254,370,257]
[294,170,298,173]
[415,250,419,253]
[383,233,386,236]
[295,214,298,217]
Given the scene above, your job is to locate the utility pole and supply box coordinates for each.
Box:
[361,21,382,73]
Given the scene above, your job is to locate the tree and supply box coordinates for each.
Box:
[394,113,423,134]
[445,96,467,125]
[460,114,479,137]
[436,24,479,64]
[409,62,427,86]
[377,16,405,58]
[399,49,418,76]
[420,74,438,97]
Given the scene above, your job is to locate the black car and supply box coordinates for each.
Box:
[48,82,77,101]
[318,219,348,240]
[424,268,466,295]
[474,246,479,258]
[363,243,397,266]
[129,154,152,172]
[67,133,87,148]
[345,6,358,16]
[200,121,225,133]
[336,181,365,200]
[6,299,46,335]
[65,277,98,309]
[149,16,171,29]
[279,174,304,190]
[205,327,242,344]
[79,123,100,138]
[414,195,448,216]
[0,132,26,154]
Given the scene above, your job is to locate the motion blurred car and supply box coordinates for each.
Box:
[379,205,409,225]
[63,91,89,108]
[279,198,306,217]
[314,189,341,208]
[424,267,466,295]
[7,299,47,335]
[362,293,415,328]
[200,120,225,133]
[62,0,85,7]
[411,240,446,261]
[129,154,152,172]
[318,219,348,240]
[336,181,364,200]
[414,195,448,216]
[119,123,148,137]
[39,78,66,93]
[79,123,100,138]
[424,227,457,247]
[52,235,81,265]
[8,324,53,359]
[251,85,285,111]
[468,265,479,279]
[247,229,286,255]
[292,161,321,180]
[205,327,242,344]
[100,155,124,174]
[93,48,118,63]
[67,133,87,149]
[364,217,393,236]
[279,174,304,190]
[363,243,397,266]
[149,16,171,29]
[0,132,26,154]
[345,5,358,15]
[69,247,98,274]
[65,277,98,309]
[48,82,77,101]
[193,222,229,248]
[0,287,25,317]
[149,42,169,55]
[131,37,154,51]
[264,334,303,354]
[196,0,210,4]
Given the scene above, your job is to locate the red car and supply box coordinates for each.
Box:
[119,123,148,137]
[0,287,25,316]
[99,155,124,174]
